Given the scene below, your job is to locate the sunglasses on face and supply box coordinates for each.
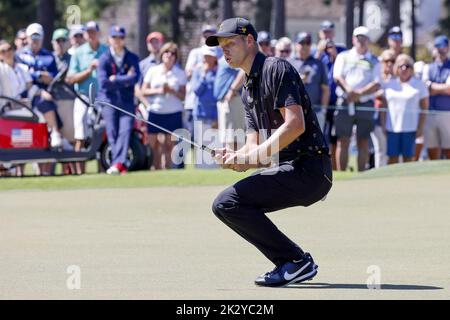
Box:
[112,36,125,40]
[259,41,270,47]
[356,35,368,42]
[280,50,291,54]
[399,64,413,71]
[56,38,67,43]
[299,41,312,46]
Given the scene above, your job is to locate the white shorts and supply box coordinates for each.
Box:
[57,99,75,143]
[217,96,246,145]
[73,94,88,141]
[425,112,450,149]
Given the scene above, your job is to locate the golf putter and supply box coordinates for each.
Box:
[88,84,216,157]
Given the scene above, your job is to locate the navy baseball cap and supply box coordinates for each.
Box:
[320,20,335,30]
[258,31,271,43]
[434,35,449,48]
[206,18,258,47]
[86,21,100,32]
[110,25,126,38]
[202,24,217,34]
[296,32,312,44]
[388,26,403,40]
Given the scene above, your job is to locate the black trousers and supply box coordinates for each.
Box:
[212,155,333,267]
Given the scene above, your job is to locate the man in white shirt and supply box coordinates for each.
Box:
[333,26,380,172]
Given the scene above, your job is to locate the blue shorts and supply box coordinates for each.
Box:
[32,96,62,129]
[147,111,183,134]
[32,96,58,114]
[387,131,416,157]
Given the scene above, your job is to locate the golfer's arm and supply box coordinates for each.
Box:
[237,131,259,155]
[248,105,305,164]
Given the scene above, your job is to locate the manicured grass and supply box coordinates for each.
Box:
[0,163,356,191]
[356,160,450,179]
[4,160,448,192]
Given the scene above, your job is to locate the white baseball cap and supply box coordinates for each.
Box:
[26,23,44,38]
[353,26,369,37]
[70,24,86,38]
[201,45,218,58]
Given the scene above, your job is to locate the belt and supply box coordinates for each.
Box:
[295,147,330,160]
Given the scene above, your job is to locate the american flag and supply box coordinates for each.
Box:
[11,129,33,147]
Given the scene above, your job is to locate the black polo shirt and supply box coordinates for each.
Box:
[242,52,329,162]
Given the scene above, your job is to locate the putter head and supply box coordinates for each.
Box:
[89,83,97,108]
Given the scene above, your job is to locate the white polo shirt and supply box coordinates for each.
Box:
[383,77,429,132]
[143,64,187,114]
[333,47,381,103]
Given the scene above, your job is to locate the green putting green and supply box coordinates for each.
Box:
[0,161,449,299]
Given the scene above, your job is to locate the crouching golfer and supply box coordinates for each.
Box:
[208,18,333,287]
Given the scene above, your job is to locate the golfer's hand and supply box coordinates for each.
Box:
[223,152,252,172]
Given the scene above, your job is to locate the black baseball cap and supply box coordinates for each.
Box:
[296,32,312,44]
[206,17,258,47]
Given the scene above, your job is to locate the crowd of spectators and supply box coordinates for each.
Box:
[1,19,450,177]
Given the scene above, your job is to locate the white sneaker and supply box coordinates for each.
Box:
[106,165,120,175]
[50,131,63,148]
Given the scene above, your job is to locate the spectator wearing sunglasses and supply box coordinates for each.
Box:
[141,42,187,170]
[52,28,71,70]
[257,31,273,57]
[387,26,403,58]
[17,23,63,152]
[381,54,428,164]
[314,20,346,64]
[98,26,141,175]
[68,24,86,56]
[0,40,32,99]
[333,26,381,172]
[289,32,329,132]
[422,35,450,160]
[370,49,397,168]
[275,37,292,59]
[14,29,28,52]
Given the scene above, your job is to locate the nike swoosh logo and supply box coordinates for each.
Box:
[284,262,311,281]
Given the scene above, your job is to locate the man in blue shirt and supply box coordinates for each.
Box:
[423,35,450,160]
[289,32,330,131]
[314,20,346,65]
[18,23,62,148]
[98,26,141,175]
[67,21,109,174]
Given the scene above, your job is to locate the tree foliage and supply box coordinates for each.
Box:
[439,0,450,36]
[0,0,118,42]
